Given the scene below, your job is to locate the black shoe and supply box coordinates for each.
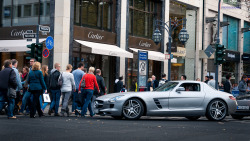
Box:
[48,110,52,116]
[30,115,35,118]
[66,109,70,117]
[54,113,60,116]
[75,109,81,115]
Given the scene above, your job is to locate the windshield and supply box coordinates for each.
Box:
[154,82,179,92]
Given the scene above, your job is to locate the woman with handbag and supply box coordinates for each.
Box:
[78,67,99,117]
[27,62,47,118]
[60,64,76,116]
[39,65,50,112]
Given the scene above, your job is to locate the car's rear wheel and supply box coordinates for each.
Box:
[231,115,244,120]
[206,99,227,121]
[185,116,201,121]
[111,116,123,120]
[122,98,144,120]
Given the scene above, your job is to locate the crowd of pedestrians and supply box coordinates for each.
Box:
[0,59,106,119]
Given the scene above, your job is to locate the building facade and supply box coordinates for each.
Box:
[0,0,249,92]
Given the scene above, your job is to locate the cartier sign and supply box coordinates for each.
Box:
[129,36,160,51]
[74,26,116,45]
[0,25,48,40]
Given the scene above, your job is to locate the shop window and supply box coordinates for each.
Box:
[13,5,21,18]
[179,83,201,92]
[243,22,250,53]
[4,7,11,18]
[222,15,239,51]
[74,0,113,31]
[34,3,44,16]
[129,0,157,39]
[46,2,50,16]
[223,0,241,8]
[24,5,32,17]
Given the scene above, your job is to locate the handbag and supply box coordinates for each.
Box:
[58,73,63,88]
[7,70,16,98]
[43,93,51,103]
[80,74,86,88]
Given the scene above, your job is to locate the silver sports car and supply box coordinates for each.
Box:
[94,81,237,121]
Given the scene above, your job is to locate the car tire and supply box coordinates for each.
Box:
[206,99,228,121]
[231,115,244,120]
[185,116,201,121]
[122,98,144,120]
[111,116,123,120]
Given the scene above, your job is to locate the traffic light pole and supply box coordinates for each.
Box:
[215,0,221,90]
[36,0,40,46]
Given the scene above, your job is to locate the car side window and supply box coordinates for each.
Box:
[179,83,201,92]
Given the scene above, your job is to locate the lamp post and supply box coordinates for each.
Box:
[152,18,189,81]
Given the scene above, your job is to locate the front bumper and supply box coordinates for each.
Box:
[94,100,123,116]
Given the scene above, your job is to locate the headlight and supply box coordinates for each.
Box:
[108,95,124,103]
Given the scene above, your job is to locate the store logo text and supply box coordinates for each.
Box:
[139,40,151,48]
[88,32,104,40]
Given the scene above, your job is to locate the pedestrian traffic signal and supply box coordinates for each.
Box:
[215,44,226,65]
[26,43,35,60]
[34,43,43,63]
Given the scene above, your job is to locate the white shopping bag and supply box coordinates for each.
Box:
[43,93,51,103]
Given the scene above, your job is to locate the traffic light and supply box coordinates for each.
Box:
[34,43,43,63]
[26,43,35,60]
[214,44,226,65]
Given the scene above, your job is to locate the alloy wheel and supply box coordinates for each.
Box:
[122,99,144,119]
[207,100,227,121]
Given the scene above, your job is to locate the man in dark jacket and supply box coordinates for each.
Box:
[116,76,123,92]
[92,69,105,112]
[224,74,232,94]
[239,75,249,95]
[0,60,17,118]
[152,75,159,89]
[48,63,61,116]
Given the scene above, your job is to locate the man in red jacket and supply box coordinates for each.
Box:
[78,67,99,117]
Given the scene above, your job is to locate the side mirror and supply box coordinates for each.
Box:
[176,87,185,93]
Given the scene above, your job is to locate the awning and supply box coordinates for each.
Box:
[75,40,133,58]
[0,39,46,52]
[129,48,177,63]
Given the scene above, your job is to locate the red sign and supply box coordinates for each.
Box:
[43,49,50,58]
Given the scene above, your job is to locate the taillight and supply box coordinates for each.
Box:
[229,96,236,100]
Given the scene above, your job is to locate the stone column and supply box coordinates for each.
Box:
[53,0,71,72]
[119,0,128,80]
[195,1,204,80]
[163,0,169,78]
[238,19,244,80]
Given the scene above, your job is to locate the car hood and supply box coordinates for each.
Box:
[97,91,154,100]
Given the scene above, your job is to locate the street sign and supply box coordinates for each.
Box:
[43,49,50,58]
[171,54,174,59]
[204,45,215,58]
[139,61,147,75]
[23,33,36,39]
[39,25,50,32]
[46,36,54,50]
[27,39,32,42]
[138,51,148,90]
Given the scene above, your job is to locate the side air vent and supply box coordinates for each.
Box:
[154,99,162,109]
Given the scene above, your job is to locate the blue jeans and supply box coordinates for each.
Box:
[39,95,48,111]
[81,89,94,116]
[49,89,61,114]
[19,91,31,113]
[0,90,7,112]
[8,97,15,117]
[72,90,79,112]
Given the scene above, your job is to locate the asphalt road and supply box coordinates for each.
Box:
[0,114,250,141]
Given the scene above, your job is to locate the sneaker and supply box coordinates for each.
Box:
[54,113,60,116]
[8,116,17,119]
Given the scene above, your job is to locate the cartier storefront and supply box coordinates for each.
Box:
[127,36,163,91]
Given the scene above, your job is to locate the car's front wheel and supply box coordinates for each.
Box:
[206,99,227,121]
[122,98,144,120]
